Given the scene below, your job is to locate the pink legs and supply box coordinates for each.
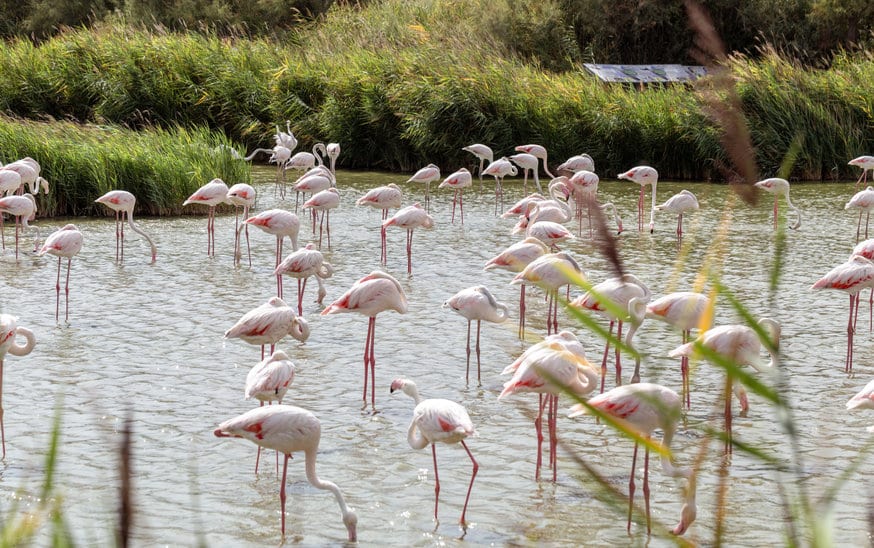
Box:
[450,189,464,225]
[518,285,527,339]
[317,210,331,250]
[296,278,308,315]
[463,320,482,383]
[599,321,624,393]
[637,186,645,232]
[234,206,252,267]
[53,256,73,323]
[626,440,652,534]
[279,452,290,535]
[0,359,5,458]
[275,236,285,298]
[405,229,414,275]
[533,393,559,482]
[680,329,691,409]
[362,316,377,411]
[430,441,478,525]
[545,289,560,335]
[380,210,389,265]
[206,205,217,257]
[847,293,859,373]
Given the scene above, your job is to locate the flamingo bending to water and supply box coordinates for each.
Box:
[406,164,441,212]
[511,252,584,335]
[754,178,800,230]
[0,194,39,260]
[484,237,549,338]
[245,350,296,474]
[845,186,874,241]
[225,183,256,267]
[438,167,473,225]
[443,286,509,382]
[462,143,493,189]
[0,314,35,458]
[95,190,158,264]
[383,203,434,275]
[618,166,658,233]
[654,189,700,239]
[356,184,403,264]
[224,297,310,359]
[849,155,874,190]
[183,178,228,257]
[274,243,334,315]
[37,224,83,323]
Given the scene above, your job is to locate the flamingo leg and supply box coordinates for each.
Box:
[425,182,430,213]
[369,318,377,411]
[535,394,546,481]
[326,210,332,250]
[318,211,325,249]
[297,278,304,315]
[380,224,387,265]
[234,207,240,264]
[518,285,526,339]
[600,321,615,393]
[550,393,558,482]
[677,213,683,238]
[459,440,478,525]
[643,445,651,535]
[275,238,283,298]
[638,187,645,232]
[406,229,413,275]
[459,189,465,225]
[0,360,5,459]
[857,211,863,242]
[773,195,779,230]
[465,320,472,383]
[615,321,624,385]
[54,256,62,322]
[627,442,638,533]
[450,190,457,225]
[724,375,733,454]
[244,208,252,267]
[255,401,264,474]
[847,293,857,373]
[432,443,440,521]
[363,317,375,409]
[64,257,72,323]
[114,210,121,262]
[279,453,290,535]
[475,320,482,383]
[867,212,870,240]
[681,330,691,409]
[0,212,5,251]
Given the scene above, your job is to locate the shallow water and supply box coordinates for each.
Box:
[1,167,873,546]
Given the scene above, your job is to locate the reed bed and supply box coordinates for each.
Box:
[0,117,249,216]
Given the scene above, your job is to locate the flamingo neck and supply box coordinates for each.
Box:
[126,214,157,263]
[649,181,658,231]
[304,448,358,541]
[6,327,36,358]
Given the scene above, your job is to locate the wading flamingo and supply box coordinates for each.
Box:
[511,251,584,335]
[224,297,310,359]
[3,158,49,196]
[382,203,434,275]
[509,153,543,194]
[95,190,158,264]
[569,382,696,536]
[443,286,509,383]
[566,170,625,237]
[618,166,658,233]
[225,183,256,267]
[0,314,35,458]
[847,378,874,431]
[811,254,874,373]
[303,187,340,250]
[438,167,473,225]
[292,165,334,214]
[274,243,334,315]
[356,184,403,264]
[845,186,874,241]
[462,143,493,189]
[0,194,39,260]
[240,209,300,296]
[390,378,478,526]
[245,145,291,196]
[514,144,556,180]
[754,178,800,230]
[525,220,575,251]
[326,142,341,174]
[484,237,549,338]
[245,350,296,474]
[322,271,408,411]
[214,405,357,541]
[482,157,518,215]
[406,164,441,212]
[654,189,700,239]
[500,331,599,481]
[0,170,21,250]
[849,155,874,190]
[183,178,228,257]
[556,154,595,174]
[37,224,83,323]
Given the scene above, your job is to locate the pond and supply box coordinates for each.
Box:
[0,165,871,546]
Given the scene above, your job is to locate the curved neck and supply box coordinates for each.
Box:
[126,214,157,263]
[312,143,326,166]
[658,424,689,479]
[7,327,36,357]
[304,448,357,541]
[541,156,555,179]
[784,193,801,229]
[648,181,658,230]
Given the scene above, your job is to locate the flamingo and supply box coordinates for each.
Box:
[754,178,800,230]
[849,155,874,190]
[645,291,712,408]
[852,238,874,330]
[654,189,700,239]
[326,143,341,174]
[462,143,493,189]
[484,237,549,338]
[245,350,296,474]
[556,154,595,174]
[356,183,403,264]
[37,224,84,323]
[511,182,573,234]
[566,170,625,236]
[390,378,478,526]
[406,164,441,212]
[382,203,434,275]
[302,188,340,250]
[525,220,575,250]
[618,166,658,233]
[569,382,696,535]
[811,254,874,373]
[183,178,228,257]
[509,153,542,194]
[514,144,556,180]
[0,314,36,458]
[292,165,334,214]
[438,167,473,225]
[0,170,22,250]
[225,183,256,267]
[669,317,781,452]
[285,143,327,174]
[0,194,39,260]
[500,331,599,481]
[274,120,297,150]
[224,297,310,359]
[482,157,518,215]
[274,243,334,315]
[570,273,651,392]
[3,158,49,196]
[240,209,300,296]
[322,271,408,411]
[847,378,874,431]
[442,286,510,383]
[95,190,158,264]
[845,186,874,241]
[501,192,546,219]
[245,145,292,196]
[214,405,357,541]
[511,251,584,335]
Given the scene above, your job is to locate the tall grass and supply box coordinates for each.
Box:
[0,117,249,216]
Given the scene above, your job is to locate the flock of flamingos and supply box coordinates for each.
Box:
[3,128,874,541]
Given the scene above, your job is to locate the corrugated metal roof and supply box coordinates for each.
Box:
[583,64,707,83]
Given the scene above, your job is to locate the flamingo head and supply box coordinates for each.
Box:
[618,166,658,185]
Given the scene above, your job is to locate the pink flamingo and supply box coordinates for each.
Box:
[438,167,472,225]
[811,254,874,372]
[390,378,478,526]
[846,186,874,241]
[509,153,543,194]
[326,142,341,174]
[556,153,595,174]
[754,178,800,230]
[240,209,300,297]
[303,188,340,250]
[849,155,874,190]
[514,144,556,180]
[0,194,39,260]
[484,237,548,338]
[356,183,403,264]
[645,291,712,408]
[442,286,509,382]
[569,382,697,536]
[224,297,310,359]
[511,183,573,235]
[852,238,874,329]
[525,220,575,250]
[669,318,780,452]
[847,378,874,431]
[95,190,157,264]
[406,164,441,212]
[511,251,584,335]
[618,166,658,233]
[500,331,599,481]
[0,314,36,458]
[382,203,434,275]
[0,170,22,250]
[274,243,334,315]
[292,165,334,215]
[245,145,291,196]
[3,158,49,196]
[214,405,357,541]
[570,273,651,392]
[462,143,493,189]
[37,224,83,323]
[183,178,228,257]
[322,271,408,411]
[225,183,256,267]
[245,350,296,474]
[501,192,546,219]
[482,157,518,215]
[566,170,625,237]
[654,189,700,239]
